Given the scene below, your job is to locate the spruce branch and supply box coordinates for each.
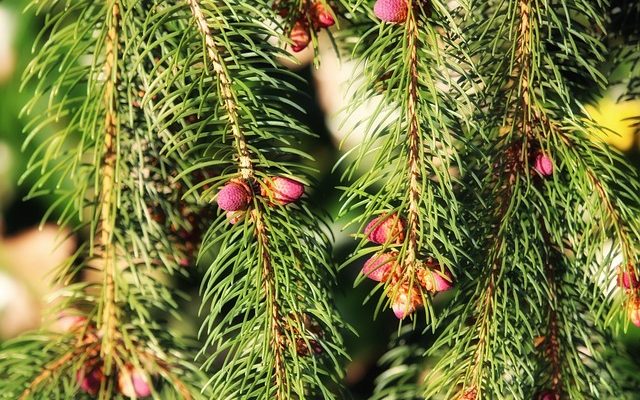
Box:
[97,0,121,373]
[1,1,214,398]
[339,0,473,323]
[129,1,348,398]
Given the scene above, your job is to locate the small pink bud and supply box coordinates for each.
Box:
[54,312,87,333]
[76,361,105,396]
[534,153,553,176]
[217,181,251,211]
[290,21,311,52]
[364,213,405,244]
[618,267,638,289]
[362,252,396,282]
[312,2,335,28]
[262,176,305,205]
[629,300,640,327]
[391,286,422,319]
[118,364,153,399]
[374,0,408,23]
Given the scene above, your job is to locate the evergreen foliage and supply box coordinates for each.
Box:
[1,0,639,398]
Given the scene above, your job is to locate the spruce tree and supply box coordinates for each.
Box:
[1,0,639,399]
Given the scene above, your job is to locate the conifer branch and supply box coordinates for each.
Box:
[186,0,254,179]
[401,6,423,297]
[98,0,121,371]
[253,209,288,400]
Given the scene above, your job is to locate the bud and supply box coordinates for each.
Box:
[118,364,153,399]
[374,0,408,23]
[418,267,454,293]
[362,252,396,282]
[76,361,105,396]
[391,285,422,319]
[537,390,559,400]
[618,267,638,289]
[312,2,335,28]
[364,213,406,244]
[217,181,251,211]
[262,176,305,205]
[290,21,311,53]
[296,338,323,356]
[534,152,553,177]
[629,299,640,327]
[53,312,87,333]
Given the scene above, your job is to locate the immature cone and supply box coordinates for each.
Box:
[629,299,640,327]
[76,361,105,396]
[534,153,554,176]
[537,390,559,400]
[54,312,87,333]
[362,252,397,282]
[373,0,408,23]
[418,267,454,293]
[365,213,405,244]
[118,364,153,399]
[217,181,251,211]
[391,285,423,319]
[618,266,638,289]
[262,176,305,205]
[290,21,311,52]
[312,2,335,28]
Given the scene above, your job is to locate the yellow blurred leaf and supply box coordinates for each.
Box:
[585,98,640,152]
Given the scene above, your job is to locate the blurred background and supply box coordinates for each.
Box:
[0,0,639,398]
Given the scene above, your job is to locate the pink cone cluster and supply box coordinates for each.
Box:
[360,213,454,319]
[288,1,336,53]
[217,176,305,224]
[77,360,153,398]
[374,0,409,23]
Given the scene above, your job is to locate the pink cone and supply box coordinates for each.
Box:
[54,313,87,333]
[217,181,251,211]
[263,176,305,205]
[362,252,396,282]
[391,286,422,319]
[118,365,153,399]
[76,362,105,396]
[364,213,405,244]
[312,2,335,28]
[537,390,558,400]
[418,267,454,292]
[290,21,311,52]
[534,153,554,176]
[618,268,638,289]
[374,0,408,23]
